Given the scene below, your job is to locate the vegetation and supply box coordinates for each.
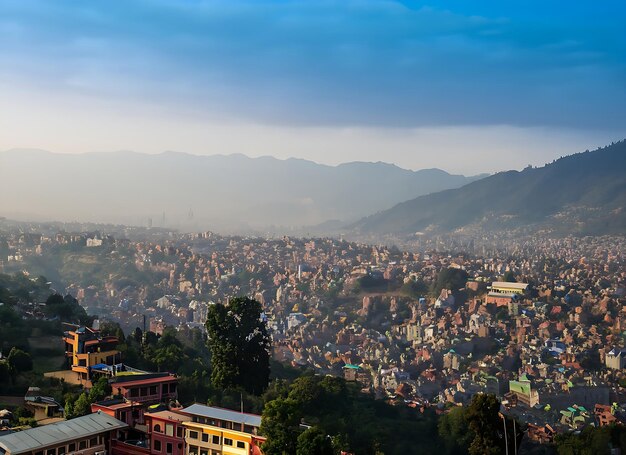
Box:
[260,374,440,455]
[205,297,271,395]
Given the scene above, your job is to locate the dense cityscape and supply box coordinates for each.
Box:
[1,217,625,453]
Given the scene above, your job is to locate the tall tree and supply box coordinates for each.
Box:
[205,297,270,394]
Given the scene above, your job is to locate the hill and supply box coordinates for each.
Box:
[0,149,484,232]
[352,141,626,236]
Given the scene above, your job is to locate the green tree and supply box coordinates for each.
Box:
[432,268,469,296]
[8,347,33,373]
[260,397,301,455]
[72,392,91,417]
[296,427,335,455]
[205,297,270,394]
[88,377,112,402]
[438,406,472,454]
[465,394,521,455]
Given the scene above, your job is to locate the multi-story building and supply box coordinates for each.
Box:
[0,411,127,455]
[109,373,178,405]
[145,410,191,455]
[181,404,265,455]
[62,325,121,381]
[485,281,529,306]
[91,398,146,427]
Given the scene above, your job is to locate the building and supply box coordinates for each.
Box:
[145,410,191,455]
[509,375,539,408]
[109,373,178,405]
[605,348,626,370]
[0,411,127,455]
[24,387,64,424]
[485,282,529,306]
[181,404,265,455]
[91,398,145,427]
[63,325,121,381]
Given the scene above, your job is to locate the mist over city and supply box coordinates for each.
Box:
[0,1,625,454]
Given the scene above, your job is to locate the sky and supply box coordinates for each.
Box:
[0,0,624,174]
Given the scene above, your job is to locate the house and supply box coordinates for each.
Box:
[486,282,528,307]
[181,404,266,455]
[605,348,626,370]
[145,410,191,455]
[91,398,145,427]
[109,373,178,406]
[509,375,539,408]
[0,411,127,455]
[24,388,64,424]
[62,325,121,381]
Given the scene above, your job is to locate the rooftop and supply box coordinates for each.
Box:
[181,404,262,428]
[0,412,127,455]
[145,411,192,422]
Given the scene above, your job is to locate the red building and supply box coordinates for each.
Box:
[145,410,191,455]
[92,398,146,426]
[110,373,179,405]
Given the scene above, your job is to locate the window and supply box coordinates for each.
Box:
[68,444,76,453]
[166,424,174,437]
[201,434,208,443]
[79,441,87,450]
[46,449,55,455]
[150,386,158,395]
[154,424,162,433]
[177,427,183,438]
[189,445,198,455]
[154,440,162,452]
[89,437,97,447]
[166,443,173,454]
[212,436,220,445]
[58,446,66,455]
[236,441,246,449]
[189,431,199,439]
[223,438,233,446]
[35,451,43,455]
[200,450,208,455]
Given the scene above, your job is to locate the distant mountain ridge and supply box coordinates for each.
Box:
[0,149,485,231]
[352,140,626,236]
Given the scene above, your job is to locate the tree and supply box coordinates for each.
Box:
[71,392,91,417]
[260,397,301,455]
[296,427,334,455]
[432,268,469,296]
[438,406,472,454]
[464,394,521,455]
[205,297,270,394]
[8,347,33,373]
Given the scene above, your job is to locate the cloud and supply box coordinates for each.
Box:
[0,0,624,130]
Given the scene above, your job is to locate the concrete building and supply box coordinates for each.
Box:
[605,348,626,370]
[62,325,121,381]
[0,412,127,455]
[181,404,265,455]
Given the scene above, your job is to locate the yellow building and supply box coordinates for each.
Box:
[181,404,265,455]
[62,324,121,380]
[489,281,528,295]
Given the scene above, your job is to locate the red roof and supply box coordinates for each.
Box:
[114,375,177,388]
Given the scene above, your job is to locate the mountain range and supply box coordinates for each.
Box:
[0,149,484,231]
[352,140,626,237]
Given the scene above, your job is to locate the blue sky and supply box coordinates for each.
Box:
[1,0,624,173]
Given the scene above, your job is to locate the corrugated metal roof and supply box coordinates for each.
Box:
[0,412,128,455]
[491,282,529,290]
[182,404,262,428]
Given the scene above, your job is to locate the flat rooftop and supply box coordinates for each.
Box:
[181,404,262,428]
